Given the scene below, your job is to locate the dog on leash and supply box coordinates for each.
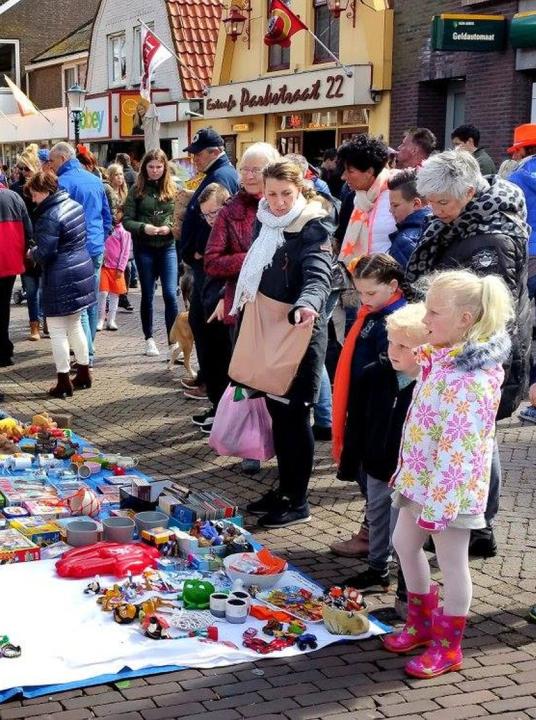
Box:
[168,311,195,378]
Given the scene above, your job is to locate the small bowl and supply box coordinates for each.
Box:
[102,516,135,543]
[66,520,100,547]
[134,511,169,533]
[223,553,287,590]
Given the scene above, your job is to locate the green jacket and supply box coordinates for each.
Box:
[474,147,497,176]
[123,181,176,248]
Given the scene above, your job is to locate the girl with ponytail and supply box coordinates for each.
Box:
[384,269,513,679]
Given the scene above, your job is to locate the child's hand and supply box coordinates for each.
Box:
[529,383,536,407]
[116,270,123,280]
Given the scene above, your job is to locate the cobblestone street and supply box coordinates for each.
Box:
[1,290,536,720]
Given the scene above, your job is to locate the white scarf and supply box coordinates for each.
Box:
[231,194,307,314]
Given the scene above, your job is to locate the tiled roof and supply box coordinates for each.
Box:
[31,21,93,63]
[166,0,223,99]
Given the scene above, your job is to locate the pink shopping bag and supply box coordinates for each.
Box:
[209,385,275,461]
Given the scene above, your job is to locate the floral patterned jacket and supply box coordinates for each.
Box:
[391,332,511,532]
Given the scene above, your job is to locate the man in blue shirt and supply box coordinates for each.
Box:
[49,142,112,366]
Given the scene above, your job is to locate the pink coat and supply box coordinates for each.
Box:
[103,223,131,272]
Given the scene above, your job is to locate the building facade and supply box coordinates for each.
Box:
[194,0,393,165]
[390,0,533,162]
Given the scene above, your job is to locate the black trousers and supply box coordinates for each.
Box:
[265,397,314,507]
[0,276,16,363]
[204,318,232,410]
[188,267,209,386]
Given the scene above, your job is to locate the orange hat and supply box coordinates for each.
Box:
[507,124,536,154]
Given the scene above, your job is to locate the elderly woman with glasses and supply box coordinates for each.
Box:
[406,148,531,558]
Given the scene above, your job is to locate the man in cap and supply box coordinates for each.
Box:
[179,128,239,399]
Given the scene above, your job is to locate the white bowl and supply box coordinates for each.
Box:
[223,552,288,590]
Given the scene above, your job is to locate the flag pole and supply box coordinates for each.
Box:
[303,29,353,77]
[137,18,210,96]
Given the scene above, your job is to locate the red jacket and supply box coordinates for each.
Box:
[0,189,32,278]
[204,190,259,324]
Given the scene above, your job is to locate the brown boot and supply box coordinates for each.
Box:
[28,321,40,341]
[48,373,74,399]
[72,364,92,390]
[330,525,369,558]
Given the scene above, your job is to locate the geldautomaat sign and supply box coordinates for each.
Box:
[431,14,506,52]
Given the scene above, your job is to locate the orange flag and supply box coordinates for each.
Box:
[264,0,308,47]
[3,75,38,116]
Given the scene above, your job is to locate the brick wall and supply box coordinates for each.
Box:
[28,65,63,110]
[390,0,533,163]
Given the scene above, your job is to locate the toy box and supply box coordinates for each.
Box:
[23,500,71,519]
[0,528,40,563]
[9,516,62,546]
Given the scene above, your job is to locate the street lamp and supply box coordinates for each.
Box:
[223,4,251,47]
[327,0,356,27]
[67,83,87,145]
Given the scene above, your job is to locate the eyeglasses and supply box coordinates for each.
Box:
[240,167,263,177]
[201,208,222,221]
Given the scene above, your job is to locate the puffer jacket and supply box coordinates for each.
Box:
[392,333,511,532]
[123,181,176,249]
[204,190,259,324]
[406,176,530,420]
[31,191,96,317]
[508,155,536,258]
[388,207,431,269]
[0,189,31,278]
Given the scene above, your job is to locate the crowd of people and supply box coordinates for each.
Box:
[1,120,536,679]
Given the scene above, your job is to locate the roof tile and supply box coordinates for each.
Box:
[165,0,223,98]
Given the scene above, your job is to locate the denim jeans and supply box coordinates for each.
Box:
[80,254,103,359]
[366,474,398,572]
[313,290,341,428]
[134,243,178,340]
[21,273,42,323]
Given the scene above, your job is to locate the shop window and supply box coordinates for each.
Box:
[277,132,302,155]
[266,2,290,71]
[0,39,19,87]
[133,22,155,84]
[313,0,339,64]
[108,32,127,87]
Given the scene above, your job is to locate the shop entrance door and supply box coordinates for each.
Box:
[303,129,336,166]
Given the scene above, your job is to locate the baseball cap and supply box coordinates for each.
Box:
[183,128,224,154]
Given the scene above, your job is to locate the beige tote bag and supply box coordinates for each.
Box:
[229,292,313,396]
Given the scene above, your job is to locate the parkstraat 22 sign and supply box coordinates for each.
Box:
[431,14,506,52]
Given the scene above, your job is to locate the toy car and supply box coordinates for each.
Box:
[296,633,318,651]
[243,636,272,654]
[263,620,283,636]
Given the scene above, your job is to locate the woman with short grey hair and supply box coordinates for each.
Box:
[406,148,531,558]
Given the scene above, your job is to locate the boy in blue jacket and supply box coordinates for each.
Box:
[387,169,431,268]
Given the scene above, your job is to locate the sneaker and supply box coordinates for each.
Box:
[145,338,160,357]
[129,280,138,289]
[520,405,536,424]
[528,604,536,624]
[259,500,311,529]
[192,408,215,426]
[183,385,208,400]
[107,320,118,331]
[246,490,284,516]
[118,295,134,312]
[241,458,261,475]
[181,377,199,390]
[341,567,391,593]
[200,421,213,435]
[312,424,332,441]
[96,319,104,331]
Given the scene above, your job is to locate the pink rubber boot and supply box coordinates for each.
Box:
[405,609,466,678]
[383,584,439,653]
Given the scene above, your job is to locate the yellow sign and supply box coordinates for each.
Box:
[232,123,251,132]
[119,92,150,138]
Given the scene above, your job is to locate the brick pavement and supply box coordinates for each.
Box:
[1,289,536,719]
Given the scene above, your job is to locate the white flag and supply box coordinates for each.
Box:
[140,27,173,101]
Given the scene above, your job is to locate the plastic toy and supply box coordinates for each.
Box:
[179,579,215,609]
[63,487,101,517]
[0,418,24,441]
[258,586,324,623]
[0,635,21,659]
[141,610,218,640]
[84,578,102,595]
[56,542,160,578]
[296,633,318,651]
[263,620,283,636]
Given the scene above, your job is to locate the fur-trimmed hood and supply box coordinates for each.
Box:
[419,332,512,373]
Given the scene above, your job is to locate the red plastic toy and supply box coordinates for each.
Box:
[56,542,160,579]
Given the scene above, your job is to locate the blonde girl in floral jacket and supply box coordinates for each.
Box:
[384,269,513,679]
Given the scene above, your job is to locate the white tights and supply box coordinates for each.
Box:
[47,312,89,373]
[393,507,472,616]
[98,291,119,324]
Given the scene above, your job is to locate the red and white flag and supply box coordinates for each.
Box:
[264,0,308,47]
[3,74,38,116]
[140,26,173,101]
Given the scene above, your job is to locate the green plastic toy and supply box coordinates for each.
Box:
[179,579,215,609]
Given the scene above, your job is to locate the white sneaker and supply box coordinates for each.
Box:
[107,319,118,331]
[96,319,104,331]
[145,338,160,356]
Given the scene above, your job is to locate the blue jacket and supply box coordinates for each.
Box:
[388,207,431,268]
[56,158,112,257]
[508,156,536,258]
[350,298,407,380]
[32,191,96,317]
[180,154,240,266]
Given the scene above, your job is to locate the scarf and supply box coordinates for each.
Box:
[332,290,404,464]
[406,175,529,282]
[338,168,391,268]
[231,194,307,315]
